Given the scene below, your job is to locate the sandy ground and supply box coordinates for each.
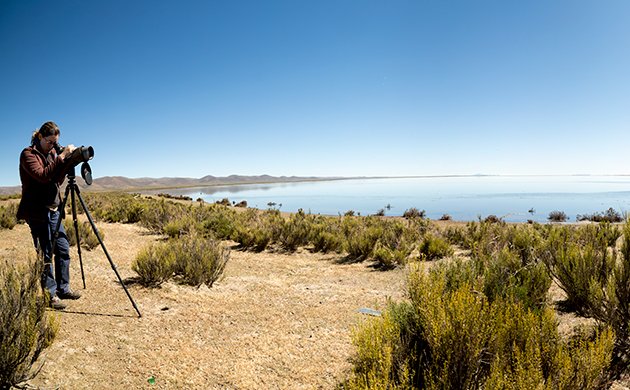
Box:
[1,221,406,389]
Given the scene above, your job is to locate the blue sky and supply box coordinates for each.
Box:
[1,1,630,186]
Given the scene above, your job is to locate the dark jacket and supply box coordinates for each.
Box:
[17,145,69,222]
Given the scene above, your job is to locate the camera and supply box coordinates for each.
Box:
[54,144,94,166]
[54,144,95,185]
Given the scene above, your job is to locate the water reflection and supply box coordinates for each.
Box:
[145,176,630,222]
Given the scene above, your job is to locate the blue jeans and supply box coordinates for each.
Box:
[28,210,72,297]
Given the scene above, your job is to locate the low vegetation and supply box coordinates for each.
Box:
[0,257,58,389]
[577,208,624,223]
[30,192,630,387]
[548,210,569,222]
[342,265,614,389]
[132,233,229,288]
[0,202,19,230]
[63,219,104,250]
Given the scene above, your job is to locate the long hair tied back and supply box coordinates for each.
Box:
[31,121,60,146]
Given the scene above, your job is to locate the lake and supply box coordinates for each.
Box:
[152,176,630,222]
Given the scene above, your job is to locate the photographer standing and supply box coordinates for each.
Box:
[17,121,81,310]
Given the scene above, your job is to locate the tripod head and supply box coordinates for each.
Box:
[66,162,93,186]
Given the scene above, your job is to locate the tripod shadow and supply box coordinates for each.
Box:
[47,308,137,318]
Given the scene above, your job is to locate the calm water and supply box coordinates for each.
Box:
[153,176,630,222]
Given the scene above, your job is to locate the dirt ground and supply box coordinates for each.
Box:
[0,221,406,389]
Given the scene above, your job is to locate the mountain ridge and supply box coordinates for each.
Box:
[0,174,347,195]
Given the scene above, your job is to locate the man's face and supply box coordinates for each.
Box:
[40,134,59,154]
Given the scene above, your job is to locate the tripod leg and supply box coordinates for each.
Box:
[74,186,142,318]
[70,186,87,289]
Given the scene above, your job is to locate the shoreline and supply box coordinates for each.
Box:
[4,172,630,195]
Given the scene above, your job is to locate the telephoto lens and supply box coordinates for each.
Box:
[67,146,94,166]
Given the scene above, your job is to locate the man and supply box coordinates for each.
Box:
[17,121,81,310]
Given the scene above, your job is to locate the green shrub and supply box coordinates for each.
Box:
[140,198,187,233]
[171,234,230,287]
[0,203,18,230]
[372,241,413,270]
[163,215,197,238]
[371,220,417,269]
[63,219,104,250]
[0,193,20,201]
[231,209,276,252]
[443,225,467,247]
[345,224,382,261]
[198,204,237,239]
[132,234,229,288]
[342,265,614,389]
[132,242,176,287]
[418,233,453,261]
[542,225,615,315]
[479,248,551,311]
[587,221,630,374]
[84,192,146,223]
[0,257,59,388]
[278,209,312,252]
[310,217,344,253]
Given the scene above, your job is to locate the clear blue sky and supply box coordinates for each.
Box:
[2,1,630,186]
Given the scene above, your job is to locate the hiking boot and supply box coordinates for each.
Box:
[57,289,82,300]
[50,296,67,310]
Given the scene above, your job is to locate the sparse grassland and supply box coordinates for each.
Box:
[4,191,630,388]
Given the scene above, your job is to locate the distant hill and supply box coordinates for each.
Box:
[0,175,346,195]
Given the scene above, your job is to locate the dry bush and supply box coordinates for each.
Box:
[309,217,344,254]
[0,202,18,230]
[548,210,568,222]
[577,208,623,223]
[278,209,312,252]
[0,257,59,388]
[542,225,616,316]
[197,203,238,240]
[403,207,425,219]
[63,219,104,250]
[342,264,614,389]
[231,209,279,252]
[132,234,229,288]
[172,234,229,287]
[418,233,453,261]
[132,242,176,287]
[83,192,145,223]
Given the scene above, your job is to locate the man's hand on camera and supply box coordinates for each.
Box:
[60,144,77,161]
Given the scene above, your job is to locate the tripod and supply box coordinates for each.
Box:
[51,167,142,318]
